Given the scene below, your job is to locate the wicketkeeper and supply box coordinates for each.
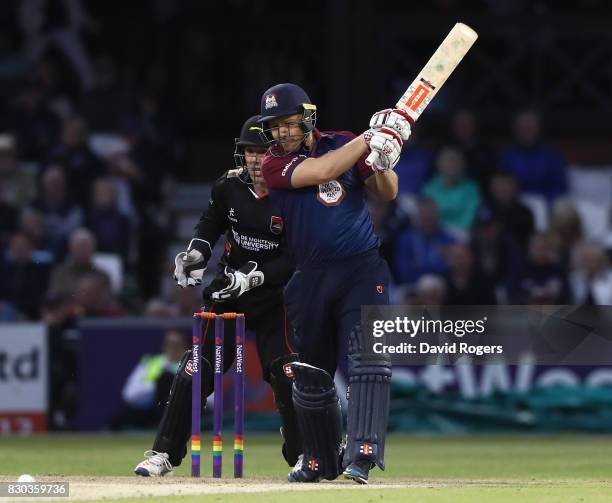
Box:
[134,115,301,476]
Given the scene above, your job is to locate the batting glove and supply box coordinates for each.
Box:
[211,261,264,301]
[174,238,211,288]
[369,108,412,142]
[364,127,403,172]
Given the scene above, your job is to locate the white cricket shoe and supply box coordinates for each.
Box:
[134,451,173,477]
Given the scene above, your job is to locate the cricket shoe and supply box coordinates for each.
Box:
[343,460,372,485]
[134,451,173,477]
[287,454,322,483]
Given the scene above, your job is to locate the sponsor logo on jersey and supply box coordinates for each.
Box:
[282,155,306,176]
[228,207,237,223]
[270,215,284,235]
[316,180,346,207]
[282,362,294,378]
[231,227,280,252]
[376,285,384,294]
[265,93,278,109]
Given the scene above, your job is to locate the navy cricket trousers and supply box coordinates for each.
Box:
[283,249,391,376]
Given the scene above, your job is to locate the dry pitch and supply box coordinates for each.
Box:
[1,433,611,502]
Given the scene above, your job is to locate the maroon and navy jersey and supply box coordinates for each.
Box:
[261,129,379,268]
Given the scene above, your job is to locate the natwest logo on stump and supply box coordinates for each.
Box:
[316,180,345,207]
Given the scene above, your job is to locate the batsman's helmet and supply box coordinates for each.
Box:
[259,83,317,137]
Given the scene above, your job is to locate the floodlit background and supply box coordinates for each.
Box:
[0,0,611,440]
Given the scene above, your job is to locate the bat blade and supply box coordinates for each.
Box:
[366,22,477,167]
[397,23,478,123]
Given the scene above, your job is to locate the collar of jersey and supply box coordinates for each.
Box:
[306,128,335,157]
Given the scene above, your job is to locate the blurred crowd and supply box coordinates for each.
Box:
[1,15,611,325]
[3,98,611,326]
[0,0,200,329]
[373,109,612,307]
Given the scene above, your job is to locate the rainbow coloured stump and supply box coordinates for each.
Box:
[191,311,246,479]
[191,316,202,477]
[234,314,245,477]
[212,316,224,478]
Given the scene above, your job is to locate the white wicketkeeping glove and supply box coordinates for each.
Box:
[211,261,264,302]
[364,128,403,172]
[369,108,412,141]
[174,238,210,288]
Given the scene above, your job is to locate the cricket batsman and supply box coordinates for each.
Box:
[134,115,302,476]
[259,83,411,483]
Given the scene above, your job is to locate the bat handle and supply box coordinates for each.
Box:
[365,150,379,168]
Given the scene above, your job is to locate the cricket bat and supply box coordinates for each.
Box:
[366,22,478,166]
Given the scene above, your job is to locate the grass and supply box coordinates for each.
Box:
[1,433,611,502]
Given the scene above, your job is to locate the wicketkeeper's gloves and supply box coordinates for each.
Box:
[174,238,211,288]
[211,261,264,301]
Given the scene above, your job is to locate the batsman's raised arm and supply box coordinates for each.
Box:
[364,170,398,201]
[289,135,368,188]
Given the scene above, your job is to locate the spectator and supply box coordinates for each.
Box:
[48,116,106,207]
[0,133,38,206]
[171,286,201,317]
[43,293,79,429]
[109,329,188,430]
[135,90,176,162]
[498,109,567,201]
[144,298,178,318]
[42,292,77,329]
[86,178,131,261]
[7,82,60,162]
[0,232,51,319]
[393,198,455,285]
[512,233,569,304]
[470,207,524,301]
[19,0,96,91]
[32,164,83,256]
[487,171,534,250]
[393,130,434,194]
[48,228,110,298]
[111,117,168,208]
[368,198,410,272]
[0,198,18,249]
[450,109,496,190]
[18,207,51,256]
[445,243,496,305]
[73,273,124,317]
[549,199,584,268]
[422,146,481,232]
[110,117,170,297]
[79,55,130,130]
[570,242,612,305]
[412,274,447,305]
